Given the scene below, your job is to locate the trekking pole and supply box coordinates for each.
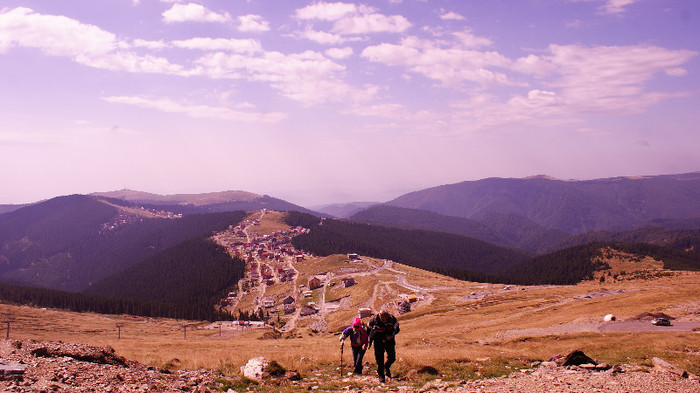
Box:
[340,340,345,377]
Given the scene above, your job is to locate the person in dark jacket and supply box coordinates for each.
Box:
[368,309,400,383]
[339,317,369,374]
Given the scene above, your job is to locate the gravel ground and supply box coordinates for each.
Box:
[1,339,698,392]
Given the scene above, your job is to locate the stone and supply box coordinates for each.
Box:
[562,350,597,367]
[652,357,688,378]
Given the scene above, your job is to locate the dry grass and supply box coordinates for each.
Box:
[246,211,290,236]
[2,264,699,380]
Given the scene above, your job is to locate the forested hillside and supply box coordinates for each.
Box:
[0,195,247,291]
[87,238,245,307]
[289,215,531,278]
[349,205,570,252]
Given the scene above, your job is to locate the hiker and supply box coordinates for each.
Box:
[339,317,369,375]
[368,309,400,383]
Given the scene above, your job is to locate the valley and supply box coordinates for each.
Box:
[1,209,698,391]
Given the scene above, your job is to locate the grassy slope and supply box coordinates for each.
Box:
[3,266,698,383]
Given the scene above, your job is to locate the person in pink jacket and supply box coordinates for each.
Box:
[339,317,369,374]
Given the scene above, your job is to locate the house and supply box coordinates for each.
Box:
[342,277,356,288]
[261,297,275,308]
[282,296,295,305]
[407,294,418,303]
[358,307,373,318]
[302,290,313,298]
[397,300,411,315]
[308,276,322,290]
[284,304,295,314]
[300,305,317,316]
[347,253,360,260]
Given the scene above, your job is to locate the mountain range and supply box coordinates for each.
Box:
[1,171,699,319]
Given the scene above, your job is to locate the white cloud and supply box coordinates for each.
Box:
[162,3,230,24]
[443,43,698,132]
[542,44,697,113]
[296,28,347,45]
[172,37,262,53]
[440,11,465,21]
[325,46,354,59]
[0,7,116,56]
[194,50,376,105]
[0,7,186,75]
[362,35,514,86]
[332,12,411,34]
[295,2,358,21]
[102,96,287,123]
[294,2,411,36]
[131,39,168,49]
[568,0,639,16]
[238,14,270,33]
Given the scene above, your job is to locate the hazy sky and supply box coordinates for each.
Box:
[1,0,699,207]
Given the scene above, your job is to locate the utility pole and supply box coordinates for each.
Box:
[116,323,124,340]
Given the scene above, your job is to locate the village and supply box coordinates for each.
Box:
[210,210,425,332]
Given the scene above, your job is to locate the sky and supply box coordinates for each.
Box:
[1,0,699,207]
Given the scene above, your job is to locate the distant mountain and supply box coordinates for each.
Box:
[387,172,700,234]
[0,204,29,215]
[349,205,569,253]
[0,195,246,291]
[92,189,323,216]
[311,202,380,218]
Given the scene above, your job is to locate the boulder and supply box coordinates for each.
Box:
[562,350,597,367]
[240,357,287,381]
[241,357,270,380]
[653,357,688,378]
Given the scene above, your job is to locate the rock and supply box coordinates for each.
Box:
[284,370,301,381]
[0,360,26,380]
[652,357,688,378]
[241,357,270,380]
[562,350,597,367]
[240,357,286,381]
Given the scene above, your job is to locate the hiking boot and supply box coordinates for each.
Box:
[379,375,385,383]
[385,368,391,378]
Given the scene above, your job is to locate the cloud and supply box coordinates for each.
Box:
[172,37,262,53]
[131,39,168,49]
[443,43,698,132]
[294,2,411,36]
[568,0,639,16]
[325,46,354,59]
[599,0,637,15]
[296,28,348,45]
[0,7,117,56]
[0,7,186,74]
[332,12,411,34]
[102,96,287,123]
[162,3,230,24]
[440,11,465,21]
[238,14,270,33]
[294,2,358,21]
[362,34,514,86]
[193,50,377,105]
[541,44,697,114]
